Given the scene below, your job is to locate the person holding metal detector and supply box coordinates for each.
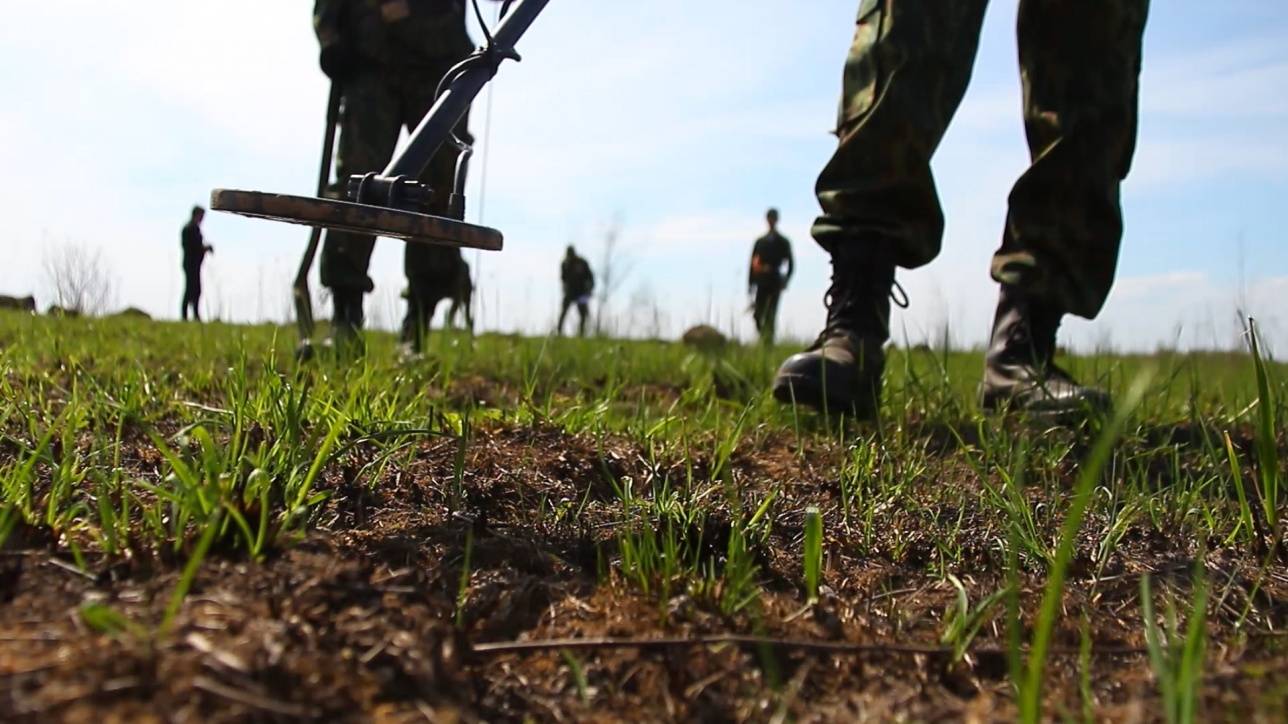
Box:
[772,1,1149,420]
[310,0,477,358]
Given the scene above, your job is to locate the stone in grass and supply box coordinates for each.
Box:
[114,307,153,320]
[0,294,36,312]
[681,324,728,352]
[46,305,80,318]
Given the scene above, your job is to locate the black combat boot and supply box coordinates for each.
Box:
[771,248,896,420]
[980,285,1110,416]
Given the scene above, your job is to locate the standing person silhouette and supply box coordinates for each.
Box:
[748,208,794,344]
[180,206,213,322]
[558,246,595,337]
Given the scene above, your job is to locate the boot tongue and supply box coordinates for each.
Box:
[821,251,896,341]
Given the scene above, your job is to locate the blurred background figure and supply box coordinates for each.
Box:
[558,245,594,337]
[748,207,794,344]
[180,205,212,322]
[313,0,474,356]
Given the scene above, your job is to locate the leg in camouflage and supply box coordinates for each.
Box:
[399,275,450,359]
[981,0,1148,416]
[318,61,473,356]
[810,0,990,264]
[774,0,990,417]
[318,72,403,350]
[773,0,1149,419]
[398,69,473,354]
[991,0,1149,319]
[401,249,465,355]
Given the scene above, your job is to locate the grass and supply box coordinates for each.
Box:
[0,311,1284,719]
[1142,556,1209,724]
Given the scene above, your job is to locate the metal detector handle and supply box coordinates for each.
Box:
[384,0,548,178]
[294,82,343,339]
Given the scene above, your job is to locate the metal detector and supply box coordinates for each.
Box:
[211,0,547,328]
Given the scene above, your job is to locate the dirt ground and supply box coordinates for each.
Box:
[2,415,1287,721]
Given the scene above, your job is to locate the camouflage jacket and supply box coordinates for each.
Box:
[314,0,473,70]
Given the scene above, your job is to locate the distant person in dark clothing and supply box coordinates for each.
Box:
[748,208,794,343]
[558,246,594,337]
[181,206,213,321]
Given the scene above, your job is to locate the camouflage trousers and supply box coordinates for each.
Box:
[814,0,1149,319]
[319,63,471,319]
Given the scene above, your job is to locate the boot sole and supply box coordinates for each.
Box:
[772,372,875,420]
[980,389,1112,424]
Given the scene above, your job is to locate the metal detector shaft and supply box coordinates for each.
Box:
[294,83,342,340]
[385,0,548,179]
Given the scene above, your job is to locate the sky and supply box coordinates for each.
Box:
[1,1,1286,352]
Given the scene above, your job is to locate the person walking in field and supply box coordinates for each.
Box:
[773,1,1149,420]
[312,0,475,356]
[558,246,594,337]
[748,208,794,344]
[181,206,213,322]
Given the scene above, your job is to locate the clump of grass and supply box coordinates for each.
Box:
[455,527,475,629]
[80,602,146,639]
[940,574,1007,662]
[1016,372,1152,723]
[1246,320,1281,534]
[1141,557,1208,724]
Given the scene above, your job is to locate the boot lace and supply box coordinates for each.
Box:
[814,260,909,346]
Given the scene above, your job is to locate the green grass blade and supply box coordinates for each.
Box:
[1018,373,1151,723]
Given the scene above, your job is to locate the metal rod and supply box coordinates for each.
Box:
[383,0,549,178]
[294,83,343,340]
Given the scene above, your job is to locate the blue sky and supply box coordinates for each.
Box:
[1,1,1285,351]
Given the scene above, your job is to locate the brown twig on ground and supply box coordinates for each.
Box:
[469,634,1146,658]
[192,675,315,718]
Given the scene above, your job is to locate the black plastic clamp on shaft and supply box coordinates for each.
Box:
[346,173,436,212]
